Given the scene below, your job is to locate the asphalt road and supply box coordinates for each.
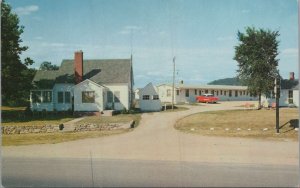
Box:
[2,157,299,187]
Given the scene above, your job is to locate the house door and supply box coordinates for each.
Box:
[71,96,74,112]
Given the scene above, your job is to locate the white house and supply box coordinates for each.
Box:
[30,51,134,112]
[261,79,299,107]
[139,83,161,112]
[156,83,257,104]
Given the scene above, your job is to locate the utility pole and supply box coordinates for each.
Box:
[172,56,175,110]
[275,77,280,133]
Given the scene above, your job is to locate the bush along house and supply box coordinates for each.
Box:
[30,51,134,114]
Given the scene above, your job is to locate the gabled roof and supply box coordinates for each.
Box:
[32,59,132,89]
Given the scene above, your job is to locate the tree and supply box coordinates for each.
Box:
[39,61,59,70]
[1,0,35,106]
[234,27,280,108]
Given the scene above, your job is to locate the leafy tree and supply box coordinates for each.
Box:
[39,61,59,70]
[1,0,35,106]
[234,27,280,108]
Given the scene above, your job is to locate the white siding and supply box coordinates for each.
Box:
[139,83,161,112]
[293,90,299,107]
[157,84,256,104]
[104,84,130,110]
[53,84,74,111]
[74,80,104,112]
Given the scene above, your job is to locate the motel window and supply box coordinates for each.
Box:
[176,90,180,96]
[229,90,232,97]
[205,90,208,94]
[82,91,95,103]
[220,90,223,95]
[185,89,189,97]
[31,91,41,103]
[65,92,71,103]
[224,91,227,96]
[167,89,171,97]
[240,91,242,96]
[58,92,64,103]
[143,95,150,100]
[216,91,219,96]
[235,91,238,97]
[211,90,214,94]
[42,91,52,103]
[246,91,249,96]
[153,95,159,100]
[199,90,202,95]
[243,91,246,95]
[114,91,120,103]
[107,91,113,103]
[194,89,197,95]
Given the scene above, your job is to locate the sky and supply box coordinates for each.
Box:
[7,0,299,88]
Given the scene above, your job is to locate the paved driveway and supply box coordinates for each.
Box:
[2,101,299,165]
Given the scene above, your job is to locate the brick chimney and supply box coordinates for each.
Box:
[74,50,83,84]
[290,72,295,80]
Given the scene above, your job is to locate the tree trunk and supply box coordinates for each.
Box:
[258,93,261,110]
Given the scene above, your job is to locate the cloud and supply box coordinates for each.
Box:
[282,48,298,56]
[14,5,39,16]
[119,25,142,35]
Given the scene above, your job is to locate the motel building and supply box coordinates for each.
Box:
[156,83,257,104]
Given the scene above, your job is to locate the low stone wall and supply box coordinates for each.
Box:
[74,120,134,131]
[2,120,135,135]
[2,125,60,135]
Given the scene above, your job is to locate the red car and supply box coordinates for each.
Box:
[196,94,219,103]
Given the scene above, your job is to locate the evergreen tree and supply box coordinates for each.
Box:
[1,0,35,106]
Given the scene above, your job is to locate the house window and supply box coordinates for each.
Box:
[114,91,120,103]
[205,90,208,94]
[32,91,41,103]
[143,95,150,100]
[288,90,293,104]
[107,91,113,103]
[220,90,223,95]
[82,91,95,103]
[58,92,64,103]
[167,89,171,97]
[194,89,197,95]
[229,90,232,97]
[65,92,71,103]
[153,95,159,100]
[235,91,238,97]
[42,91,52,103]
[176,90,180,96]
[185,89,189,97]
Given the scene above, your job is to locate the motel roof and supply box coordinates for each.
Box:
[157,83,248,90]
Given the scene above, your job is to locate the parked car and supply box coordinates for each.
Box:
[196,94,219,103]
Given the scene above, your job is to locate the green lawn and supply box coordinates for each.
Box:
[175,108,299,141]
[2,106,74,127]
